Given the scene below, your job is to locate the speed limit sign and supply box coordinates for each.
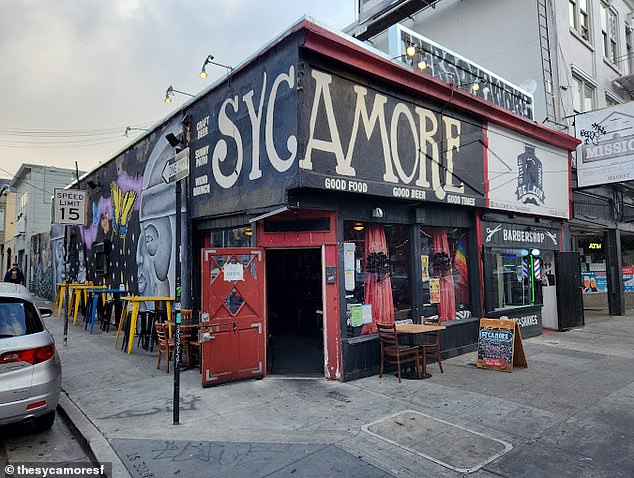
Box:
[53,189,87,225]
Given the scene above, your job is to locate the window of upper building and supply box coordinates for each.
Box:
[626,22,633,73]
[18,191,28,213]
[605,91,621,106]
[569,0,591,42]
[601,2,619,65]
[572,74,595,113]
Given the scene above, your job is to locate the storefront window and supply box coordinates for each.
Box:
[485,248,543,311]
[343,222,411,336]
[420,227,471,323]
[577,237,606,293]
[209,227,254,247]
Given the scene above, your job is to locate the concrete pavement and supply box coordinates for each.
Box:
[43,302,634,477]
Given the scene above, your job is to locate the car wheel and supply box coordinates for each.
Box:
[37,411,55,431]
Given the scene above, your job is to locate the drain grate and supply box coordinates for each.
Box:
[362,410,512,474]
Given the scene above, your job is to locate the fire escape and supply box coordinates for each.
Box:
[537,0,557,125]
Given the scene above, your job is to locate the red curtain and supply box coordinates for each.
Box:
[363,224,394,334]
[433,231,456,322]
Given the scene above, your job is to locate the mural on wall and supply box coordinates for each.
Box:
[136,120,183,299]
[29,232,54,301]
[80,172,143,251]
[51,225,65,288]
[64,118,190,306]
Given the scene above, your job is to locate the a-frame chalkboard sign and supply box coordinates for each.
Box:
[476,318,528,372]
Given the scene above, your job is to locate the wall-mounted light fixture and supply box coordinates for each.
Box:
[244,227,253,236]
[200,54,234,78]
[352,222,365,231]
[124,126,149,137]
[164,85,195,103]
[165,133,183,148]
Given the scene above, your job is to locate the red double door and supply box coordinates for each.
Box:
[200,248,265,386]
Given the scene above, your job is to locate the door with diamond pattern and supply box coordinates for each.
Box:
[200,248,265,386]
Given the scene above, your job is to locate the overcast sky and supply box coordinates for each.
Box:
[0,0,356,179]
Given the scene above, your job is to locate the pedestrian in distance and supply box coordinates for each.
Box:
[4,262,25,285]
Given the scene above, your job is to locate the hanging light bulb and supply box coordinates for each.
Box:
[164,96,172,103]
[471,81,481,92]
[406,44,417,57]
[200,68,208,79]
[417,60,427,70]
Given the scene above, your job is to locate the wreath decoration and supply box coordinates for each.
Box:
[431,252,452,277]
[365,252,390,283]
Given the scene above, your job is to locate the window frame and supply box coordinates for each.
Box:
[570,0,591,42]
[605,90,621,106]
[601,2,619,65]
[483,248,543,314]
[626,21,633,73]
[571,73,596,113]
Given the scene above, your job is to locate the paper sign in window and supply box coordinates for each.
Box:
[362,304,373,324]
[350,305,363,327]
[223,263,244,281]
[421,255,429,281]
[344,243,356,291]
[430,278,440,304]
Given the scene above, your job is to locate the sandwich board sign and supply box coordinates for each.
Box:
[53,189,87,225]
[477,318,527,372]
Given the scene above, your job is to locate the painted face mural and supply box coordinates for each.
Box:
[136,123,181,298]
[54,239,65,284]
[51,225,66,287]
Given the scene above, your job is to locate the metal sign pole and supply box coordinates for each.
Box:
[173,176,182,425]
[56,165,85,346]
[63,224,69,346]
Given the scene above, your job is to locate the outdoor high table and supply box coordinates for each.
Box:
[395,323,446,379]
[115,296,174,355]
[55,282,69,317]
[70,284,105,325]
[55,282,83,317]
[84,288,127,334]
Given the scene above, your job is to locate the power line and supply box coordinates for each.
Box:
[0,122,155,137]
[0,137,129,149]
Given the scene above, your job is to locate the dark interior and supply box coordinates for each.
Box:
[266,249,323,376]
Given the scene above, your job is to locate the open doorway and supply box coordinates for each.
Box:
[266,248,324,376]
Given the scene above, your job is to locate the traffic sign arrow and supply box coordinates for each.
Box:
[161,148,190,184]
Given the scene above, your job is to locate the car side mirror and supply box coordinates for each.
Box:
[39,307,53,318]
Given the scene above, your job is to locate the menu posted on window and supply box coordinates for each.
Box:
[477,318,527,372]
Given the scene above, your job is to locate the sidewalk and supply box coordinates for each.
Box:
[43,302,634,478]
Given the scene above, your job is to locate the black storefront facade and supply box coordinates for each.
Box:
[66,19,580,383]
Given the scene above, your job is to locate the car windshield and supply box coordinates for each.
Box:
[0,299,43,338]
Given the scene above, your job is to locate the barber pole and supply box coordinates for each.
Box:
[533,258,541,280]
[522,258,529,279]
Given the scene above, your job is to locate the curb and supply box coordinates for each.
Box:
[57,392,131,478]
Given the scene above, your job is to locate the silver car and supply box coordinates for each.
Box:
[0,283,61,431]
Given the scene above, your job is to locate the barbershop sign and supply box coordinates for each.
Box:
[483,221,560,250]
